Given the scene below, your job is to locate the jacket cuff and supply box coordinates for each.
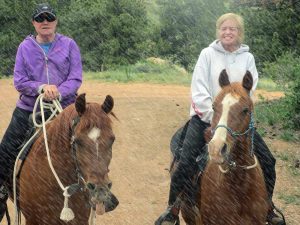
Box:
[38,84,46,94]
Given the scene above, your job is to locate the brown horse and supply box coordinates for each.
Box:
[13,94,118,225]
[199,70,268,225]
[180,70,268,225]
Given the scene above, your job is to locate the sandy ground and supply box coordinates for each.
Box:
[0,78,299,225]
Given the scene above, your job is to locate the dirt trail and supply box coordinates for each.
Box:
[0,78,298,225]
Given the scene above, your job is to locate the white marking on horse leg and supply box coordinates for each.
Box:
[88,127,101,158]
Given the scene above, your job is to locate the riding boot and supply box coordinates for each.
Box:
[154,181,180,225]
[155,116,208,225]
[0,185,8,222]
[266,202,286,225]
[154,204,180,225]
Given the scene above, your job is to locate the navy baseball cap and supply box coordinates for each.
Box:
[32,3,56,19]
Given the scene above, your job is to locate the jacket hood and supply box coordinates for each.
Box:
[209,40,249,54]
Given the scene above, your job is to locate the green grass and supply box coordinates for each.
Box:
[278,193,300,205]
[84,59,191,85]
[275,152,300,177]
[280,130,298,142]
[255,97,300,142]
[256,77,282,91]
[255,99,284,127]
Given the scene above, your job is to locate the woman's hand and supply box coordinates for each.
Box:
[42,85,60,101]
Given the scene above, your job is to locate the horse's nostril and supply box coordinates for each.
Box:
[221,144,227,155]
[108,182,112,189]
[87,183,96,191]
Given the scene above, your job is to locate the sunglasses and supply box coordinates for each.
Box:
[34,14,56,23]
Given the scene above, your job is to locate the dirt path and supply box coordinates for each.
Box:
[0,78,298,225]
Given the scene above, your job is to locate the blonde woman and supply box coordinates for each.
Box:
[155,13,284,225]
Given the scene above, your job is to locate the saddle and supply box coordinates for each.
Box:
[17,110,54,170]
[170,120,208,207]
[170,120,208,173]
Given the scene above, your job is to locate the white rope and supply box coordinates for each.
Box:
[12,94,69,225]
[37,95,75,222]
[88,208,96,225]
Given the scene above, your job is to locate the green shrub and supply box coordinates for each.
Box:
[255,98,300,141]
[262,52,300,129]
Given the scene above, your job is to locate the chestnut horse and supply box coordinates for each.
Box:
[179,70,268,225]
[12,94,118,225]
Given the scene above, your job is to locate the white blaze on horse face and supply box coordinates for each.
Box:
[88,127,101,158]
[209,93,240,162]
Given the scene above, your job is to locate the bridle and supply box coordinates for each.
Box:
[211,112,257,173]
[70,116,86,187]
[69,116,104,194]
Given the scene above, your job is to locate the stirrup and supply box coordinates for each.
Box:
[154,206,180,225]
[0,185,9,223]
[267,205,286,225]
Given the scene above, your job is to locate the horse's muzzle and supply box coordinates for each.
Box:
[89,185,119,214]
[104,192,119,212]
[208,140,226,164]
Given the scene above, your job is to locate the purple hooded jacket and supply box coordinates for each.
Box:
[14,33,83,111]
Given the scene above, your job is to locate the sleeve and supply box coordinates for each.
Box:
[14,44,43,96]
[191,49,214,123]
[247,54,259,94]
[57,39,83,100]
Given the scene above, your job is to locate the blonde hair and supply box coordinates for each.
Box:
[216,13,245,44]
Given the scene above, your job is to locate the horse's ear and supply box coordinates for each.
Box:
[242,70,253,92]
[102,95,114,114]
[75,93,86,116]
[219,69,230,88]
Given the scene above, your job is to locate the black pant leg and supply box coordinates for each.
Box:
[253,130,276,200]
[0,107,32,185]
[168,115,209,205]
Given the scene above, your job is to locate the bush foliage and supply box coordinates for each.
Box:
[262,52,300,129]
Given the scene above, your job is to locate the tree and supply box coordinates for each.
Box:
[61,0,150,71]
[230,0,300,70]
[0,1,35,75]
[157,0,226,71]
[0,0,71,76]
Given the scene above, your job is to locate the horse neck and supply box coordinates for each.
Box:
[44,115,79,184]
[218,136,255,190]
[46,114,72,158]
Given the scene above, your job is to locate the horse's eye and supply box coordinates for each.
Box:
[212,104,215,111]
[242,107,249,114]
[87,183,96,191]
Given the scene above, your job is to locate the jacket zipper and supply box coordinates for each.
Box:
[30,37,50,84]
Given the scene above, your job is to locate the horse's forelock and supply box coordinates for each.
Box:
[223,83,251,100]
[76,103,112,132]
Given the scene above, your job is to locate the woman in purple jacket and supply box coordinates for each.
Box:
[0,3,82,220]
